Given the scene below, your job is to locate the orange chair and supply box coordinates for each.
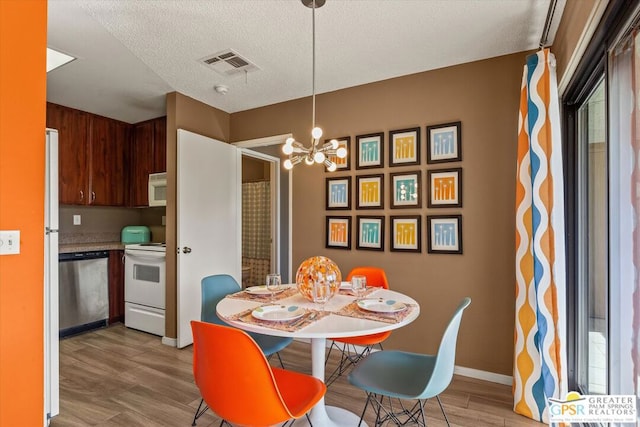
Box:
[325,266,391,385]
[190,320,326,426]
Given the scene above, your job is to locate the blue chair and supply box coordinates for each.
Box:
[348,297,471,427]
[192,274,293,426]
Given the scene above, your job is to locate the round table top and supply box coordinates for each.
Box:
[216,286,420,339]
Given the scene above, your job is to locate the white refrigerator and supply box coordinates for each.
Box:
[44,129,59,423]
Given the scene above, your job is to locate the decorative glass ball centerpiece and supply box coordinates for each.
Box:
[295,256,342,302]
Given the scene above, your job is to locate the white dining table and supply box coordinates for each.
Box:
[216,286,420,427]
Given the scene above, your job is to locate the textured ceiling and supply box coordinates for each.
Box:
[46,0,565,124]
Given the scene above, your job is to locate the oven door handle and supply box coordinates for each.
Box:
[125,250,166,260]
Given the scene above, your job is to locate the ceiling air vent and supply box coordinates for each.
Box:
[199,49,259,76]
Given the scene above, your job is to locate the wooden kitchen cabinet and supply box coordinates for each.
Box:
[90,115,129,206]
[108,250,125,324]
[129,116,167,207]
[46,102,131,206]
[46,103,90,204]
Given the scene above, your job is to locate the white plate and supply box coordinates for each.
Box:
[357,298,407,313]
[339,281,352,290]
[245,285,286,296]
[251,305,305,322]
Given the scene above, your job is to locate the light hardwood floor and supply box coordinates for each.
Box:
[51,324,542,427]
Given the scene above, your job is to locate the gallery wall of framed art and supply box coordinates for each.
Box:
[323,121,464,254]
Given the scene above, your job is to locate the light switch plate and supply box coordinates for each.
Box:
[0,230,20,255]
[161,216,166,226]
[73,215,81,225]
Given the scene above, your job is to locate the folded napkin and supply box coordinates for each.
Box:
[225,307,328,332]
[338,286,379,297]
[228,286,298,302]
[335,301,417,324]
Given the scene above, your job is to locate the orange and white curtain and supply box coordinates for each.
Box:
[513,48,567,423]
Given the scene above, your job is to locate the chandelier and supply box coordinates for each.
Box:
[283,0,347,171]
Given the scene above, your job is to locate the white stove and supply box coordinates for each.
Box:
[124,242,166,337]
[125,242,166,252]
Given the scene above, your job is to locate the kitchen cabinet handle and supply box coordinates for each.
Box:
[79,190,84,201]
[182,246,192,254]
[91,191,96,202]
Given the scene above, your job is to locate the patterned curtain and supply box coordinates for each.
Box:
[242,181,271,286]
[242,181,271,258]
[513,48,567,423]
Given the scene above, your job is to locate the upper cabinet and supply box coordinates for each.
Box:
[89,115,129,206]
[46,103,166,207]
[46,103,90,205]
[47,103,130,206]
[130,117,167,207]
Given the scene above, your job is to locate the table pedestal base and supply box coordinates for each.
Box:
[292,405,367,427]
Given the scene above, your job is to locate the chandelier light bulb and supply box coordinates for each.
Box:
[284,159,294,170]
[330,139,339,149]
[286,137,295,145]
[311,127,323,139]
[314,151,325,163]
[282,144,294,155]
[327,162,337,172]
[336,147,347,159]
[304,156,315,165]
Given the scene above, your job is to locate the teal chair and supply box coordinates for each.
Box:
[192,274,293,426]
[348,297,471,427]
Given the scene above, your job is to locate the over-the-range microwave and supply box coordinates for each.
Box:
[148,172,167,206]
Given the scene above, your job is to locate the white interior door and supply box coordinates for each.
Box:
[176,129,241,348]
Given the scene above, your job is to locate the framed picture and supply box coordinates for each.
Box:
[326,216,351,249]
[427,121,462,164]
[390,171,421,209]
[427,168,462,208]
[389,127,420,166]
[390,215,421,252]
[356,174,384,209]
[427,215,462,254]
[326,177,351,210]
[356,132,384,169]
[325,137,351,171]
[356,216,384,251]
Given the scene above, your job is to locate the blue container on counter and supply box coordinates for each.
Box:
[121,226,151,244]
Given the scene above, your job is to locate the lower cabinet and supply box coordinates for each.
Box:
[108,250,125,324]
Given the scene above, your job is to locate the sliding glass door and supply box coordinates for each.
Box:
[564,2,639,412]
[575,79,608,395]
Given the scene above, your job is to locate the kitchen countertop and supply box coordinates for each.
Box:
[59,241,125,254]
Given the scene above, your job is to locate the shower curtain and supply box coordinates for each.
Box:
[242,181,271,287]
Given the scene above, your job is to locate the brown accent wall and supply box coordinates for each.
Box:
[552,0,600,83]
[230,52,528,375]
[165,92,230,338]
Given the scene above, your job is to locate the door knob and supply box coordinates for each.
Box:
[182,246,192,254]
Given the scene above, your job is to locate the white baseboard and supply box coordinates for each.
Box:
[294,338,513,386]
[162,336,177,347]
[454,365,512,386]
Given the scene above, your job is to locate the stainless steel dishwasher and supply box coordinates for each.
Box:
[58,250,109,337]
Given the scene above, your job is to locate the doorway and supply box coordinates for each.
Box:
[241,154,274,288]
[234,134,292,284]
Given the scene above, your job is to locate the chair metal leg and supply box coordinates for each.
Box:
[192,398,208,426]
[436,395,450,426]
[267,351,286,369]
[360,393,430,426]
[325,342,373,386]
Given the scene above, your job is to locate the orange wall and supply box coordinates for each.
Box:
[0,0,47,425]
